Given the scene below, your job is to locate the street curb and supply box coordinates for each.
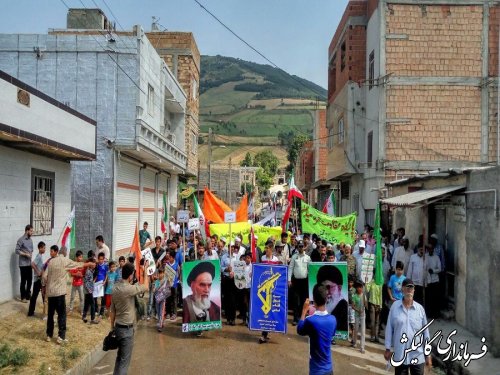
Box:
[65,342,106,375]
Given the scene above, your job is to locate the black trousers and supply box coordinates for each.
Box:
[394,364,424,375]
[27,279,41,316]
[222,276,236,321]
[413,285,424,306]
[292,277,308,322]
[19,266,32,300]
[425,282,440,319]
[46,295,67,339]
[83,293,96,321]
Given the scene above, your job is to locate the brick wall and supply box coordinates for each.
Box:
[386,85,482,163]
[488,85,499,163]
[146,32,200,177]
[316,109,328,181]
[328,1,368,104]
[296,141,314,190]
[386,5,482,77]
[489,5,500,77]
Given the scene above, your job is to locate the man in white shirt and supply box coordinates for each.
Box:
[353,240,366,281]
[406,246,425,305]
[288,241,311,325]
[391,238,412,274]
[95,235,110,261]
[424,244,441,319]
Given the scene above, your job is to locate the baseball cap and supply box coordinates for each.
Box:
[402,278,415,288]
[430,234,438,240]
[359,240,366,248]
[275,240,284,247]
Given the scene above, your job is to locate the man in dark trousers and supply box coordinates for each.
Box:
[110,263,147,375]
[15,224,34,302]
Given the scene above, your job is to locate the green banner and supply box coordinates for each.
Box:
[300,201,356,245]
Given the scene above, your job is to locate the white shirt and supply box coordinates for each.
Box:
[261,254,280,263]
[425,254,441,284]
[288,252,311,281]
[203,251,219,261]
[96,244,110,261]
[244,263,252,289]
[392,246,412,274]
[407,253,425,286]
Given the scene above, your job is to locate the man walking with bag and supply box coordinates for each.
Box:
[110,263,147,375]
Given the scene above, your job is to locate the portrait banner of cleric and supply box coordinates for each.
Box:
[182,260,222,332]
[308,263,349,339]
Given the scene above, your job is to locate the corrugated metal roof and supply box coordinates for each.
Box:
[382,185,466,207]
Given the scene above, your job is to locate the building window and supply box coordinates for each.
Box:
[328,127,335,150]
[367,131,373,168]
[329,53,337,96]
[365,209,375,227]
[338,118,344,144]
[340,41,346,71]
[352,193,359,213]
[191,132,197,154]
[340,180,350,200]
[31,169,55,235]
[148,84,155,117]
[368,50,375,90]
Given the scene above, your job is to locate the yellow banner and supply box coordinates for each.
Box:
[209,222,284,249]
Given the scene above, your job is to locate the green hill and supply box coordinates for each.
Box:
[199,55,326,166]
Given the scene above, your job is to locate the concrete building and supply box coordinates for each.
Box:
[381,166,500,356]
[326,0,499,230]
[0,69,96,302]
[147,30,201,178]
[0,10,188,257]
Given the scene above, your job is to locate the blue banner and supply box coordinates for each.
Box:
[249,264,288,334]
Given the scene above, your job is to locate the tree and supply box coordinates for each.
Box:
[240,152,253,167]
[241,182,253,195]
[286,134,310,174]
[256,168,273,191]
[253,150,279,176]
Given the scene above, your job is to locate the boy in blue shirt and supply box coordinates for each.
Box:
[94,252,109,318]
[297,284,337,375]
[388,261,406,302]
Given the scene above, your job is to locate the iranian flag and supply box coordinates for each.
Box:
[288,176,304,200]
[193,195,208,240]
[322,190,336,216]
[61,206,76,253]
[161,192,168,233]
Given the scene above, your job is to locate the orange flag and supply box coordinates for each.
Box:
[203,188,231,223]
[236,194,248,222]
[131,222,142,283]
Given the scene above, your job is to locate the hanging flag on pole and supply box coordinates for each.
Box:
[193,195,208,240]
[161,192,168,234]
[61,206,76,254]
[374,202,384,286]
[250,225,257,263]
[322,190,336,216]
[131,222,143,284]
[287,176,304,200]
[282,201,292,232]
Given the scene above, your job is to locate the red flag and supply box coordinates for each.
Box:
[250,226,257,263]
[282,201,292,231]
[288,176,304,200]
[131,222,142,283]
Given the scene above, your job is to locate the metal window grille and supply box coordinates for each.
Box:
[31,171,54,235]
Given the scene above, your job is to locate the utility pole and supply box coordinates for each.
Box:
[197,159,200,202]
[228,157,232,207]
[208,127,212,189]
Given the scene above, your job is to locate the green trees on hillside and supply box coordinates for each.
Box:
[286,134,310,175]
[239,151,279,191]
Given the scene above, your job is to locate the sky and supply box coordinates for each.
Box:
[0,0,350,88]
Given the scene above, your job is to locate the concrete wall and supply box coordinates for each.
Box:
[0,145,71,302]
[465,166,500,356]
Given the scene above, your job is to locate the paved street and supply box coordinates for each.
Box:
[90,318,387,375]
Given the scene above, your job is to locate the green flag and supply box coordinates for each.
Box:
[300,201,356,245]
[374,202,384,286]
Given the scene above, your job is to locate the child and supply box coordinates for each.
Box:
[117,256,126,280]
[104,261,119,314]
[347,275,356,344]
[387,261,406,303]
[27,241,46,317]
[165,250,179,321]
[94,252,109,318]
[153,269,170,332]
[366,269,383,343]
[68,250,84,315]
[82,251,98,324]
[352,280,367,353]
[241,252,252,326]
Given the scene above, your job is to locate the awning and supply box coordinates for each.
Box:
[382,185,466,207]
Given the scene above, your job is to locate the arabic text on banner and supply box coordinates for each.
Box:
[361,253,375,284]
[209,222,284,248]
[300,201,356,245]
[249,264,288,334]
